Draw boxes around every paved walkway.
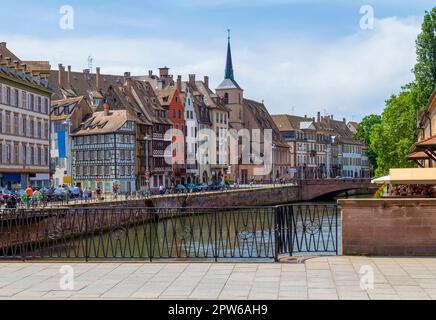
[0,256,436,300]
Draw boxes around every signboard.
[63,176,72,184]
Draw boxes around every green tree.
[370,88,419,176]
[368,7,436,176]
[412,7,436,109]
[354,114,382,170]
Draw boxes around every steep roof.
[51,96,86,120]
[272,114,313,132]
[321,117,361,145]
[72,109,145,136]
[195,81,230,112]
[243,99,288,148]
[155,87,176,107]
[49,69,156,126]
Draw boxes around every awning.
[389,168,436,184]
[371,168,436,185]
[371,176,390,184]
[415,135,436,150]
[406,151,429,160]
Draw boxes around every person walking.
[96,186,102,201]
[83,188,89,201]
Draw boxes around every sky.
[0,0,434,121]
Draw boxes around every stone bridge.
[64,179,373,209]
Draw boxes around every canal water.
[25,201,349,261]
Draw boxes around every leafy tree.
[367,7,436,175]
[412,7,436,109]
[370,88,419,176]
[354,114,382,170]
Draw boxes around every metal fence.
[0,204,339,261]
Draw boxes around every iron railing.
[0,204,339,261]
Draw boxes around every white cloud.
[0,16,421,121]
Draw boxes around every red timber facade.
[156,87,186,184]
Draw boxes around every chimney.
[204,76,209,88]
[96,67,101,89]
[124,72,131,88]
[343,117,346,124]
[67,65,72,85]
[330,115,334,120]
[304,115,307,119]
[317,112,321,122]
[103,102,110,116]
[159,67,169,78]
[0,42,6,47]
[177,75,182,92]
[58,63,64,87]
[148,70,153,77]
[189,74,196,86]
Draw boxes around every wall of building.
[339,198,436,256]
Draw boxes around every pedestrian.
[88,187,93,200]
[96,186,102,200]
[83,188,89,201]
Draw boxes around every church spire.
[225,29,234,81]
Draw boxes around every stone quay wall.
[339,198,436,256]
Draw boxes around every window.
[6,87,11,105]
[37,121,42,139]
[5,112,11,133]
[5,143,11,163]
[29,94,34,111]
[29,118,34,137]
[13,89,18,107]
[224,92,229,104]
[37,96,41,112]
[44,98,49,114]
[22,91,27,109]
[13,114,18,135]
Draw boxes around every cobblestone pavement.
[0,256,436,300]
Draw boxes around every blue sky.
[1,0,434,121]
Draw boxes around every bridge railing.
[0,204,339,261]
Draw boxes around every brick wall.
[339,198,436,256]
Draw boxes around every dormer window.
[92,98,102,107]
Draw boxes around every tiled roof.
[49,69,157,126]
[416,135,436,149]
[72,109,146,136]
[406,151,429,160]
[195,81,230,112]
[243,99,288,148]
[272,114,312,132]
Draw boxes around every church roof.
[216,31,242,91]
[216,78,242,90]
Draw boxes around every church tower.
[215,30,244,128]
